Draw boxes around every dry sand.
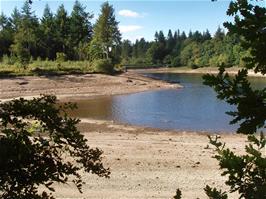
[0,71,249,198]
[53,120,246,199]
[0,72,179,102]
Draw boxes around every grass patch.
[0,60,94,77]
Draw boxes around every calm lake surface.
[70,73,265,133]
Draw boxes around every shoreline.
[1,67,264,102]
[133,66,265,77]
[52,118,245,199]
[0,71,181,102]
[0,69,251,198]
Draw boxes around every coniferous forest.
[0,0,250,73]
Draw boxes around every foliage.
[11,1,39,68]
[202,1,266,199]
[0,1,249,70]
[204,185,228,199]
[202,1,266,134]
[173,189,182,199]
[0,95,110,199]
[207,134,266,199]
[90,2,121,60]
[0,60,93,77]
[92,58,114,74]
[1,54,16,65]
[174,1,265,198]
[56,52,66,62]
[224,0,266,74]
[203,67,266,134]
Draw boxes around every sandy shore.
[0,72,179,102]
[0,71,249,198]
[135,67,265,78]
[135,66,265,77]
[52,119,246,199]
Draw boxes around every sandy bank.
[0,72,180,102]
[134,66,265,77]
[52,119,246,199]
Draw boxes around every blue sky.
[0,0,239,41]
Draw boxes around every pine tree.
[166,29,175,53]
[69,0,93,59]
[10,7,21,32]
[55,4,69,55]
[90,1,121,60]
[11,1,39,67]
[0,13,13,56]
[40,4,56,59]
[121,39,132,61]
[214,26,225,40]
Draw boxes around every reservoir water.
[69,73,265,133]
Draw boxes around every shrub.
[93,58,114,74]
[1,55,16,65]
[206,134,266,199]
[0,95,110,199]
[56,52,66,62]
[170,56,181,67]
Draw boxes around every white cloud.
[118,9,140,18]
[119,25,143,33]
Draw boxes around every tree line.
[0,0,120,69]
[122,27,249,68]
[0,0,250,70]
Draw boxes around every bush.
[206,134,266,199]
[1,55,16,65]
[56,52,66,62]
[93,58,114,74]
[0,95,110,199]
[170,56,181,67]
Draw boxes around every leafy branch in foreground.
[204,185,228,199]
[173,1,266,198]
[207,134,266,199]
[0,95,110,199]
[203,66,266,134]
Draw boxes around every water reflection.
[67,97,114,119]
[68,73,265,133]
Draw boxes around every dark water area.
[69,73,265,133]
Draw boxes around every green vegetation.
[0,0,120,75]
[174,0,266,198]
[0,0,251,76]
[0,95,110,199]
[92,58,114,74]
[0,60,93,76]
[121,28,247,68]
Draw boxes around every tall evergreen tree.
[214,26,225,40]
[202,29,212,41]
[40,4,56,59]
[166,29,175,53]
[69,0,93,59]
[55,4,69,55]
[90,1,121,60]
[0,13,13,56]
[11,1,39,66]
[10,7,21,32]
[121,39,132,61]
